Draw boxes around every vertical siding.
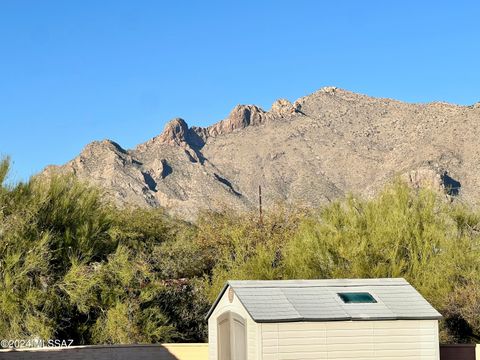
[208,286,258,360]
[260,320,439,360]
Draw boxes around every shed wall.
[208,286,259,360]
[261,319,439,360]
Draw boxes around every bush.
[200,182,480,342]
[1,156,479,344]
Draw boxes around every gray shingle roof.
[206,278,442,322]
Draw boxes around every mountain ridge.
[44,86,479,220]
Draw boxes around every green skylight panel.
[338,292,377,304]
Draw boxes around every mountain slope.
[44,87,480,220]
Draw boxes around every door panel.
[233,318,246,360]
[218,316,231,360]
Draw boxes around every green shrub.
[0,156,479,344]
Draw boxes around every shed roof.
[206,278,442,322]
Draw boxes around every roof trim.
[253,315,443,323]
[205,282,229,320]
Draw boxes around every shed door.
[218,313,231,360]
[217,312,246,360]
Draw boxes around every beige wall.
[208,285,259,360]
[261,320,439,360]
[0,344,208,360]
[163,344,208,359]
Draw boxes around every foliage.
[195,205,309,300]
[0,157,479,344]
[0,158,207,344]
[199,181,480,342]
[442,281,480,342]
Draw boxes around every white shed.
[206,278,442,360]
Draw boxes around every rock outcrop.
[207,105,268,136]
[157,118,190,146]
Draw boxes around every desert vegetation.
[0,157,478,344]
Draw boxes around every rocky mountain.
[44,87,480,220]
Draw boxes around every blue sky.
[1,1,479,182]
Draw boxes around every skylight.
[338,292,377,304]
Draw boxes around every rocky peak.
[270,99,294,116]
[207,104,267,137]
[136,117,203,155]
[143,105,271,151]
[158,118,190,146]
[144,100,295,151]
[320,86,338,94]
[78,140,126,159]
[229,104,266,126]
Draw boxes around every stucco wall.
[0,344,208,360]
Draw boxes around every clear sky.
[1,1,479,182]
